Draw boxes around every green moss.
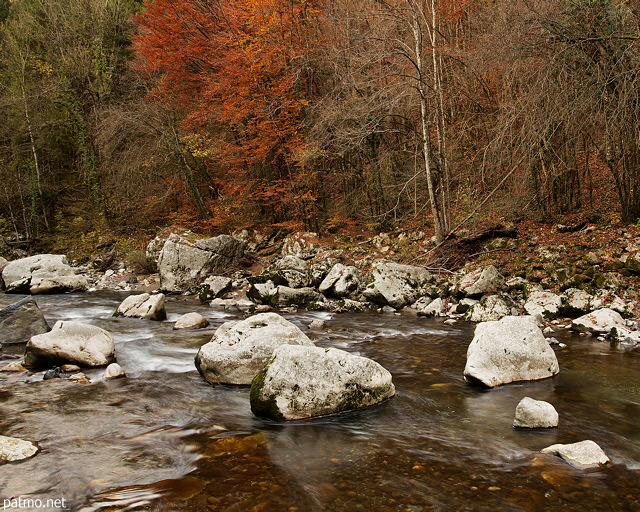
[249,365,285,421]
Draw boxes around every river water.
[0,292,639,511]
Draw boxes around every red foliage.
[134,0,321,227]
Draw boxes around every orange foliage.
[133,0,321,227]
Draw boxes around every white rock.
[363,262,432,308]
[200,276,233,299]
[0,435,38,463]
[513,397,559,428]
[541,440,610,468]
[195,313,314,385]
[174,312,209,330]
[465,294,517,322]
[319,263,362,298]
[115,293,166,321]
[104,362,126,379]
[464,316,559,388]
[456,265,505,297]
[418,297,445,317]
[609,326,640,344]
[1,254,88,294]
[250,344,395,421]
[24,320,115,368]
[571,308,626,334]
[524,291,563,320]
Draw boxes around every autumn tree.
[134,0,322,229]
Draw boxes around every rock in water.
[24,321,116,368]
[571,308,626,334]
[157,234,245,293]
[174,312,209,330]
[0,297,50,345]
[541,440,610,468]
[513,397,559,428]
[464,316,559,387]
[2,254,88,294]
[104,362,126,379]
[0,435,38,463]
[250,345,395,421]
[114,293,166,320]
[195,313,314,385]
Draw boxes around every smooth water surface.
[0,292,639,511]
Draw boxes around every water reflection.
[0,292,639,511]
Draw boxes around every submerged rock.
[0,297,50,345]
[195,313,314,385]
[464,316,559,388]
[513,397,559,428]
[541,440,610,468]
[0,435,38,463]
[24,320,116,368]
[115,293,166,321]
[250,344,395,421]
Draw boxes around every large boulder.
[562,288,592,317]
[363,262,433,308]
[157,234,245,293]
[275,286,324,308]
[250,344,395,421]
[541,440,610,468]
[199,276,233,302]
[0,435,38,463]
[571,308,626,334]
[0,297,50,345]
[513,397,559,428]
[1,254,88,294]
[464,316,559,388]
[195,313,314,385]
[114,293,166,320]
[24,320,116,368]
[319,263,363,298]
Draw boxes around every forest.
[1,0,640,250]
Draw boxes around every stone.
[157,234,245,293]
[571,308,626,334]
[195,313,314,385]
[24,320,116,368]
[199,276,233,301]
[524,291,563,320]
[267,255,310,288]
[418,297,445,317]
[60,364,81,372]
[609,326,640,345]
[513,397,559,428]
[0,435,38,463]
[319,263,363,298]
[0,361,28,372]
[1,254,88,294]
[281,232,325,260]
[464,316,560,388]
[541,440,610,468]
[363,262,433,308]
[465,294,517,322]
[308,319,326,330]
[275,286,324,308]
[29,274,88,295]
[250,344,395,421]
[104,362,126,379]
[0,297,50,345]
[562,288,592,317]
[456,265,505,298]
[68,372,91,384]
[247,280,279,307]
[174,312,210,330]
[114,293,167,320]
[626,251,640,275]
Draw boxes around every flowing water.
[1,292,639,512]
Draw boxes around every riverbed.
[1,292,639,511]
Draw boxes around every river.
[0,292,639,511]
